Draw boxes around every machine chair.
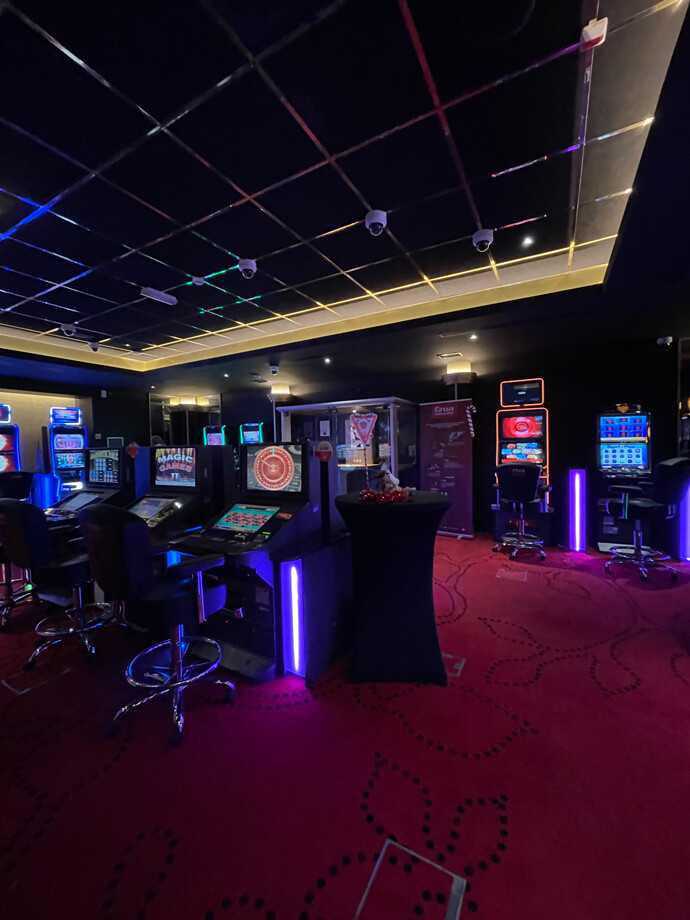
[492,462,549,560]
[78,505,235,747]
[600,456,690,581]
[0,497,110,667]
[0,472,36,627]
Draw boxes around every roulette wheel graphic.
[504,416,540,438]
[252,446,295,491]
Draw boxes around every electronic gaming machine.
[125,445,226,542]
[44,447,148,522]
[596,407,652,550]
[239,422,264,444]
[203,425,227,446]
[42,406,87,500]
[493,378,554,543]
[174,441,349,684]
[0,404,21,473]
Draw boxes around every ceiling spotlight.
[223,373,229,378]
[140,286,178,306]
[522,236,534,248]
[324,357,331,364]
[470,334,478,341]
[125,343,130,347]
[150,385,156,389]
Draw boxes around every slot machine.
[239,422,264,444]
[596,407,652,550]
[493,378,554,544]
[42,406,87,500]
[0,404,21,473]
[44,447,148,522]
[203,425,227,446]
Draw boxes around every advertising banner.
[419,399,475,536]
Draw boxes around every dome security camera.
[365,209,387,237]
[656,336,673,346]
[472,228,494,252]
[238,258,257,280]
[60,323,77,336]
[268,364,279,375]
[89,342,100,352]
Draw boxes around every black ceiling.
[0,0,680,359]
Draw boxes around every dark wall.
[221,391,275,443]
[91,388,150,446]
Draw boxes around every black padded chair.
[78,505,235,746]
[0,472,36,627]
[600,456,690,580]
[492,462,548,560]
[0,497,109,667]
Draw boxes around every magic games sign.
[154,447,196,487]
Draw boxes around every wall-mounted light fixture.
[270,384,291,397]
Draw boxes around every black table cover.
[335,491,450,685]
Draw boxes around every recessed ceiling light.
[150,385,155,389]
[324,357,331,364]
[470,334,478,341]
[125,343,130,347]
[437,351,463,358]
[223,373,229,378]
[522,236,534,247]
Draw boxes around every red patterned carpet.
[2,535,690,920]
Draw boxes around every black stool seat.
[0,471,36,627]
[78,504,235,746]
[493,462,548,560]
[601,457,690,581]
[0,498,112,665]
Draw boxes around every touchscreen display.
[87,449,120,485]
[500,443,545,465]
[0,432,16,453]
[54,433,84,451]
[0,454,18,473]
[55,491,100,512]
[215,503,279,533]
[599,415,648,441]
[206,432,224,446]
[154,447,196,488]
[246,444,302,493]
[129,497,174,520]
[600,443,648,470]
[501,414,544,439]
[55,451,85,470]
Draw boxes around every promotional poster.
[419,399,475,536]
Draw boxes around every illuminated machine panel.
[54,433,84,451]
[55,491,100,512]
[500,442,545,465]
[215,503,279,533]
[600,443,648,470]
[500,378,544,407]
[130,496,175,520]
[154,448,196,488]
[246,444,302,493]
[206,432,224,446]
[501,414,544,439]
[55,452,85,470]
[0,454,18,473]
[0,432,17,453]
[87,449,120,485]
[599,415,648,441]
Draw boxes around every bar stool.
[78,505,235,747]
[493,462,549,560]
[0,471,37,628]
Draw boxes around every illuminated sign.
[50,406,82,425]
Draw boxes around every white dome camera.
[365,209,387,237]
[89,342,100,352]
[192,276,205,286]
[238,258,257,280]
[268,364,279,375]
[472,228,494,252]
[60,323,77,336]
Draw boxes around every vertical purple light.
[568,469,586,551]
[679,484,690,561]
[282,561,305,677]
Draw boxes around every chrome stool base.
[106,631,235,747]
[605,544,677,582]
[24,600,114,670]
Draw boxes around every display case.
[278,397,417,494]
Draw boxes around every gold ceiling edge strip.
[141,265,607,372]
[0,331,143,371]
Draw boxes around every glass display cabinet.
[277,397,417,494]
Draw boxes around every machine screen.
[0,432,16,453]
[54,490,100,512]
[215,503,279,533]
[501,414,544,439]
[206,432,224,446]
[241,425,263,444]
[55,452,85,470]
[246,444,302,493]
[500,442,545,465]
[0,454,18,473]
[129,496,175,520]
[599,415,648,440]
[154,447,196,488]
[600,443,648,470]
[501,379,543,406]
[54,433,84,451]
[87,449,120,485]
